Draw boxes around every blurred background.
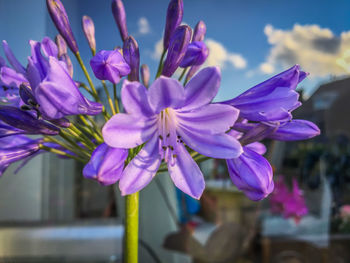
[1,0,350,262]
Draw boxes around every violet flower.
[2,40,26,75]
[46,0,79,53]
[90,49,131,84]
[222,65,306,122]
[163,0,184,50]
[226,145,274,201]
[162,25,192,77]
[0,135,42,176]
[180,41,209,68]
[192,21,206,42]
[83,143,128,186]
[41,37,59,58]
[103,67,242,199]
[111,0,128,42]
[82,15,96,53]
[55,34,67,57]
[123,36,140,81]
[140,64,150,87]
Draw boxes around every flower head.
[90,49,131,84]
[111,0,128,42]
[180,41,209,68]
[123,36,140,81]
[82,15,96,53]
[103,67,242,199]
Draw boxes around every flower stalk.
[125,192,139,263]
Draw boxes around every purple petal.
[168,143,205,199]
[239,123,278,145]
[177,126,243,159]
[148,76,185,113]
[102,113,157,148]
[2,40,26,75]
[111,0,129,42]
[83,143,128,186]
[0,66,27,88]
[140,64,150,87]
[268,120,320,141]
[227,147,274,201]
[176,104,239,134]
[41,37,59,58]
[179,41,209,68]
[119,136,161,195]
[182,67,221,111]
[163,0,184,50]
[245,142,266,155]
[192,21,206,42]
[123,36,140,81]
[121,80,154,117]
[29,40,49,82]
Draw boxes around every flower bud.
[60,53,73,78]
[41,37,58,58]
[82,15,96,53]
[46,0,78,53]
[111,0,128,42]
[83,143,128,186]
[140,64,150,87]
[180,41,209,68]
[123,36,140,81]
[226,146,274,201]
[162,25,191,77]
[55,34,67,57]
[90,50,131,84]
[163,0,184,50]
[192,20,206,42]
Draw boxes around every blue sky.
[1,0,350,101]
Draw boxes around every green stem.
[125,192,139,263]
[85,115,103,138]
[39,144,85,162]
[68,125,96,150]
[74,52,99,100]
[178,68,188,82]
[102,80,116,115]
[113,84,120,113]
[155,49,166,78]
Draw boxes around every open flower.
[103,67,242,199]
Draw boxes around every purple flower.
[111,0,128,42]
[2,41,26,75]
[41,37,59,58]
[140,64,150,87]
[103,67,242,199]
[222,65,306,122]
[162,25,192,77]
[192,21,206,42]
[226,145,274,201]
[83,143,128,186]
[90,49,131,84]
[0,106,60,135]
[35,56,102,119]
[0,66,27,88]
[0,135,42,176]
[180,41,209,68]
[46,0,79,53]
[123,36,140,81]
[82,15,96,52]
[163,0,184,50]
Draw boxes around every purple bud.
[123,36,140,81]
[162,25,192,77]
[90,50,131,84]
[192,21,206,42]
[60,53,74,77]
[111,0,128,42]
[0,106,60,135]
[163,0,184,50]
[227,147,274,201]
[55,34,67,57]
[180,41,209,68]
[2,41,26,75]
[46,0,78,53]
[267,120,320,141]
[82,15,96,52]
[83,143,128,186]
[19,84,37,106]
[41,37,58,58]
[140,64,150,87]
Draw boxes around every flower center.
[157,108,179,166]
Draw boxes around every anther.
[159,135,163,140]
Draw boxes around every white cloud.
[151,37,247,70]
[138,17,151,35]
[204,39,247,69]
[260,24,350,77]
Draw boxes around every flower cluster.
[0,0,320,201]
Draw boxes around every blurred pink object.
[340,205,350,219]
[269,176,308,224]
